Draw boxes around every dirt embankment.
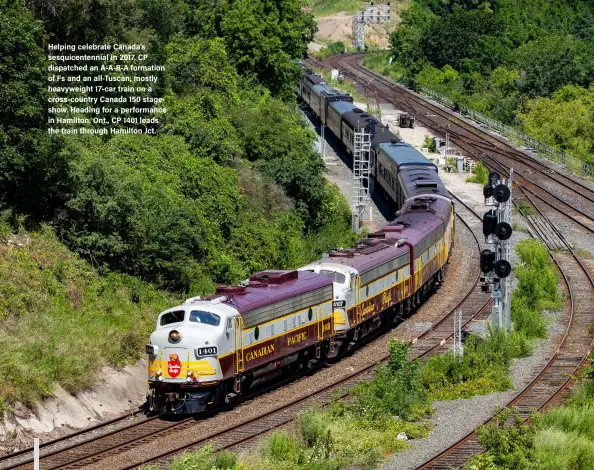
[311,1,407,50]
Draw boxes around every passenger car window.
[160,310,184,326]
[189,310,221,326]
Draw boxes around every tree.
[0,0,69,220]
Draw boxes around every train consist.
[296,68,447,206]
[145,68,453,415]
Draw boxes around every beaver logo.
[167,354,181,378]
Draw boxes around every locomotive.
[145,67,454,415]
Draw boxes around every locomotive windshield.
[319,270,346,284]
[160,310,184,326]
[189,310,221,326]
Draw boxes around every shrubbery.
[374,0,594,164]
[0,0,355,405]
[512,239,561,340]
[466,162,489,185]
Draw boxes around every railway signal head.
[488,171,500,187]
[493,184,511,203]
[494,259,512,278]
[480,249,495,273]
[495,222,512,240]
[482,209,497,237]
[483,184,493,199]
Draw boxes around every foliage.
[308,0,365,16]
[421,239,559,401]
[466,162,488,185]
[1,0,355,406]
[468,409,538,470]
[517,85,594,164]
[419,326,524,400]
[423,135,437,153]
[512,239,561,339]
[385,0,594,163]
[517,201,535,216]
[346,340,431,420]
[0,223,177,405]
[167,445,243,470]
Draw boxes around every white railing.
[419,87,594,179]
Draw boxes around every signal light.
[488,172,500,187]
[482,210,497,237]
[495,222,512,240]
[493,184,511,203]
[480,249,495,273]
[483,184,493,199]
[494,259,512,278]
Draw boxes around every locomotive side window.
[160,310,184,326]
[189,310,221,326]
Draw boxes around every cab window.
[160,310,184,326]
[319,270,346,284]
[189,310,221,326]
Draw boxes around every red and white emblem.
[167,354,182,378]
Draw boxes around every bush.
[512,239,561,339]
[347,340,430,420]
[423,135,437,152]
[466,162,488,185]
[168,446,242,470]
[471,409,538,470]
[0,227,177,405]
[420,325,521,400]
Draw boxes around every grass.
[512,239,562,339]
[363,51,406,82]
[518,200,536,216]
[158,341,431,470]
[466,161,489,185]
[419,326,529,401]
[468,372,594,470]
[155,240,562,469]
[0,218,178,406]
[309,0,366,17]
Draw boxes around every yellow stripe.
[242,317,331,347]
[354,246,446,309]
[333,311,346,325]
[241,300,333,332]
[148,359,216,376]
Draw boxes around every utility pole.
[480,169,513,330]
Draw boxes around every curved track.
[308,53,594,469]
[1,191,489,469]
[314,54,594,239]
[117,209,490,470]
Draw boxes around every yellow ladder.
[234,317,243,393]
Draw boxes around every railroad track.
[114,208,490,470]
[315,54,594,239]
[3,199,488,469]
[417,186,594,470]
[310,53,594,468]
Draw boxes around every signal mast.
[480,170,513,330]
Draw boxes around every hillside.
[0,0,355,411]
[376,0,594,165]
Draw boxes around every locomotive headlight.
[169,330,181,343]
[187,370,193,377]
[158,376,163,382]
[146,344,158,356]
[156,370,162,376]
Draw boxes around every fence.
[419,87,594,179]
